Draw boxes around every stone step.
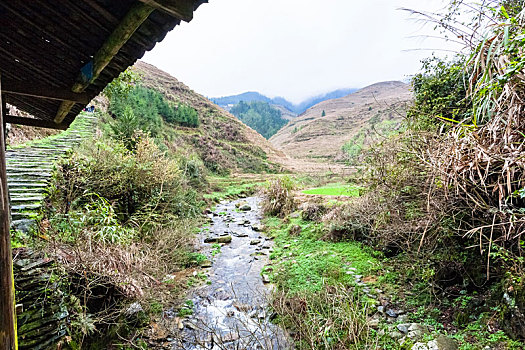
[6,156,59,161]
[6,161,55,165]
[9,190,46,196]
[10,196,45,203]
[11,203,42,211]
[7,167,54,172]
[11,219,36,231]
[7,168,53,173]
[11,212,36,221]
[8,182,49,188]
[7,173,52,179]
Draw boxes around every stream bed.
[174,197,289,349]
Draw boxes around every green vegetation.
[266,217,380,293]
[230,100,287,139]
[407,56,471,130]
[302,183,360,196]
[341,117,402,165]
[109,85,199,142]
[265,214,386,348]
[259,4,525,349]
[204,177,264,202]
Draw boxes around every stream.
[174,197,289,350]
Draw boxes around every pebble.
[386,309,398,318]
[250,239,261,245]
[397,323,409,334]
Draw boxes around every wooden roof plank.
[5,115,68,130]
[55,2,155,123]
[3,81,92,104]
[138,0,194,21]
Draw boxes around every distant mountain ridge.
[210,88,358,115]
[269,81,412,161]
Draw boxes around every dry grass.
[272,285,377,350]
[422,5,525,260]
[261,177,297,218]
[47,218,198,301]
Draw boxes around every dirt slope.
[269,81,412,161]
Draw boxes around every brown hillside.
[133,61,286,174]
[269,81,412,161]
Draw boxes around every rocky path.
[175,197,288,349]
[7,114,97,232]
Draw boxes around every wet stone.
[239,204,251,211]
[200,259,212,268]
[204,235,232,244]
[386,309,398,318]
[250,239,261,245]
[232,231,248,238]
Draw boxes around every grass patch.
[204,177,265,202]
[302,183,361,197]
[266,216,382,348]
[266,217,380,294]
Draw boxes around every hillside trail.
[175,197,289,350]
[7,113,98,232]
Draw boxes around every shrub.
[261,177,296,218]
[301,202,326,222]
[408,56,472,131]
[51,135,201,224]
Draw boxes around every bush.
[261,177,296,218]
[51,135,201,225]
[408,56,472,131]
[301,202,326,222]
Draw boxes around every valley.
[6,2,525,349]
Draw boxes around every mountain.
[210,91,272,107]
[291,88,358,114]
[211,87,358,115]
[133,62,285,174]
[269,81,412,162]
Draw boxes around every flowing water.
[173,197,289,350]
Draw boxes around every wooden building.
[0,1,205,347]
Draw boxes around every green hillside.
[230,101,288,139]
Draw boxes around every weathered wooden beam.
[54,2,154,124]
[5,115,68,130]
[137,0,194,21]
[3,82,92,104]
[0,73,18,350]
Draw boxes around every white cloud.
[143,0,460,104]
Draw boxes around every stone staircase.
[7,114,97,232]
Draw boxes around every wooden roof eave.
[53,0,199,125]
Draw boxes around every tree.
[321,110,326,117]
[230,101,287,139]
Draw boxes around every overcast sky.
[142,0,459,104]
